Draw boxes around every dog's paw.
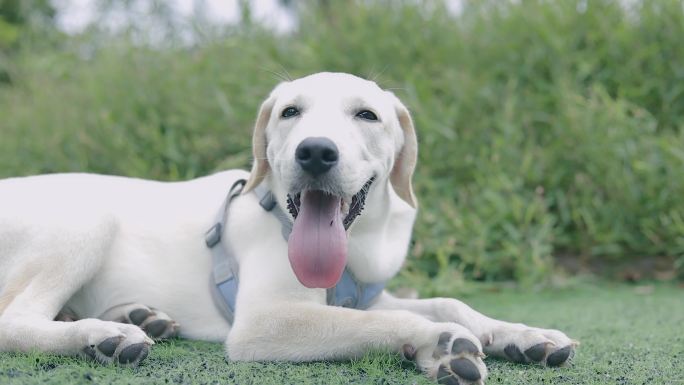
[127,306,180,340]
[409,326,487,384]
[102,304,180,340]
[484,325,579,367]
[79,319,153,366]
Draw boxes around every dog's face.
[244,72,417,207]
[243,72,417,288]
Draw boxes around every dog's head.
[243,72,417,288]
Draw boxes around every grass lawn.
[0,283,681,385]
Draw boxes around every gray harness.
[205,179,385,324]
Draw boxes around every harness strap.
[326,267,385,310]
[254,184,293,240]
[206,179,386,323]
[205,179,245,324]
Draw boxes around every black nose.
[295,137,339,177]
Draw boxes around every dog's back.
[0,171,243,318]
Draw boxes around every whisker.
[369,64,389,82]
[259,67,290,82]
[275,63,293,81]
[365,65,378,81]
[250,157,291,161]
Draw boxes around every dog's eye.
[281,106,300,118]
[355,110,378,121]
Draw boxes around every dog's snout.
[295,137,339,177]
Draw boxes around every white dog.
[0,72,577,384]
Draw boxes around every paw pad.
[437,365,456,385]
[144,319,169,338]
[546,345,572,367]
[401,344,417,362]
[504,344,526,363]
[432,332,485,385]
[121,307,180,340]
[433,332,452,358]
[97,336,121,357]
[129,308,152,325]
[82,346,96,360]
[452,338,479,355]
[450,358,481,381]
[118,343,149,365]
[524,343,547,362]
[504,342,575,366]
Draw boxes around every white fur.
[0,73,575,382]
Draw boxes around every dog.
[0,72,577,384]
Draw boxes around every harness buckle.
[205,223,222,248]
[259,191,277,211]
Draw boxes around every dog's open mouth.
[284,177,375,289]
[286,177,375,229]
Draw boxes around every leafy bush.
[1,0,683,283]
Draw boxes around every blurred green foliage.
[0,0,58,50]
[1,0,59,85]
[0,0,682,284]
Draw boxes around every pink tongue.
[288,190,347,288]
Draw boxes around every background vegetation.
[1,0,683,287]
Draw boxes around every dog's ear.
[390,97,418,208]
[243,95,276,192]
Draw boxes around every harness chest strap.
[205,179,385,324]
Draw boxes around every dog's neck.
[265,175,417,284]
[346,177,417,283]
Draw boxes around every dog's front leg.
[370,292,578,367]
[0,222,153,366]
[228,303,487,384]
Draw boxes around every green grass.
[1,0,684,283]
[1,283,682,384]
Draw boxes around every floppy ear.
[243,95,276,192]
[390,99,418,208]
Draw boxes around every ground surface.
[0,283,682,385]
